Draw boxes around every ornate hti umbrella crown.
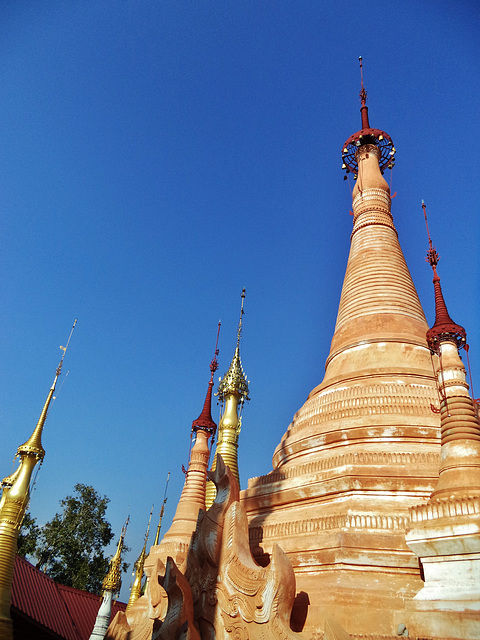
[102,516,129,595]
[217,289,250,404]
[422,201,467,353]
[341,57,395,179]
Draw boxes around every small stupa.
[89,517,129,640]
[405,202,480,639]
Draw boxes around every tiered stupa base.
[242,159,443,635]
[244,450,441,635]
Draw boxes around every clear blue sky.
[1,2,478,600]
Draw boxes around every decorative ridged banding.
[0,502,25,530]
[206,391,243,508]
[442,428,480,445]
[211,447,239,481]
[159,429,210,554]
[177,431,210,507]
[351,189,395,237]
[352,212,396,236]
[409,496,480,523]
[438,376,469,390]
[334,228,426,331]
[0,540,16,595]
[336,270,422,322]
[286,383,438,434]
[249,512,410,542]
[182,471,209,503]
[352,188,391,210]
[247,451,439,488]
[423,341,480,499]
[439,397,480,445]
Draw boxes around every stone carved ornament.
[106,456,349,640]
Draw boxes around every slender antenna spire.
[121,515,129,539]
[422,201,466,353]
[217,289,250,404]
[154,471,170,545]
[422,200,439,269]
[58,318,77,374]
[358,56,370,130]
[212,320,221,374]
[236,288,246,349]
[18,319,78,460]
[145,504,154,543]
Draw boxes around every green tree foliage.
[35,483,125,594]
[17,511,41,559]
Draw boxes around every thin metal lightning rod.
[153,471,170,545]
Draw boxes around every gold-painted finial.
[217,289,249,404]
[102,515,129,595]
[236,287,246,348]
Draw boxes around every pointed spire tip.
[423,202,466,352]
[193,323,221,433]
[217,290,250,403]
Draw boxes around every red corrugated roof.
[11,555,126,640]
[57,583,126,640]
[12,556,80,640]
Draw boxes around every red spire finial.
[209,320,221,379]
[422,201,466,353]
[192,322,221,434]
[422,200,439,271]
[359,56,370,130]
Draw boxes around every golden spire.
[0,320,76,640]
[206,290,249,508]
[126,507,153,611]
[102,516,129,595]
[90,514,128,640]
